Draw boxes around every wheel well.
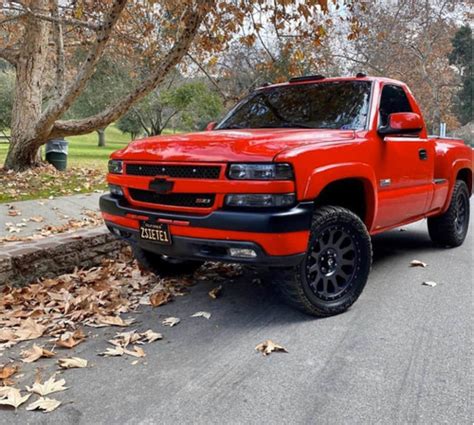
[457,168,472,195]
[314,179,367,223]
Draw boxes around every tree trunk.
[3,1,49,171]
[97,128,106,147]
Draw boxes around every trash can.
[45,138,68,171]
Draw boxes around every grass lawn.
[0,126,132,203]
[0,125,132,171]
[0,126,182,203]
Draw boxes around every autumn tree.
[119,80,223,137]
[67,54,133,146]
[0,0,347,171]
[337,0,468,132]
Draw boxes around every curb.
[0,226,126,287]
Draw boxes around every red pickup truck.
[100,75,472,317]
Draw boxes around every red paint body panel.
[105,76,473,257]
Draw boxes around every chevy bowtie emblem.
[149,178,174,194]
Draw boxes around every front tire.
[132,245,204,277]
[428,180,470,247]
[274,206,372,317]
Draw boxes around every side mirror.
[205,121,217,131]
[378,112,423,136]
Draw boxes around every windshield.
[217,81,372,131]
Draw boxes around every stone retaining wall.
[0,226,126,287]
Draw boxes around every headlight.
[225,193,295,208]
[227,163,293,180]
[109,184,124,196]
[108,159,123,174]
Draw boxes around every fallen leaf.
[56,329,86,348]
[29,216,44,223]
[123,346,146,358]
[208,285,223,299]
[58,357,88,369]
[140,330,162,343]
[0,329,16,342]
[27,375,68,396]
[26,397,61,413]
[0,364,18,380]
[99,346,125,357]
[162,317,180,327]
[149,291,172,307]
[410,260,427,268]
[14,318,45,341]
[255,340,288,356]
[191,311,211,320]
[108,330,140,348]
[0,387,31,409]
[98,316,134,327]
[21,345,55,363]
[422,280,437,287]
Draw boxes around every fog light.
[229,248,257,258]
[225,193,295,208]
[109,184,124,196]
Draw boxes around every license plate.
[139,222,172,245]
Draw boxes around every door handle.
[418,149,428,160]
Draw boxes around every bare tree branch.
[250,11,275,62]
[21,9,101,30]
[0,47,19,65]
[36,0,128,136]
[186,53,228,100]
[131,106,151,136]
[51,1,212,138]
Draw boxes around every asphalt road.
[7,202,473,425]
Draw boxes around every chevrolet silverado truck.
[100,75,472,317]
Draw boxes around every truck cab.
[100,75,472,317]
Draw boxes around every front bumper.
[100,194,312,266]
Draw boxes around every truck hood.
[113,128,355,162]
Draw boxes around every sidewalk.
[1,192,103,238]
[0,191,126,287]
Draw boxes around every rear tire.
[273,206,372,317]
[132,245,204,277]
[428,180,470,247]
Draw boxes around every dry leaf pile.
[0,254,244,415]
[0,253,180,355]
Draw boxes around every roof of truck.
[258,75,407,90]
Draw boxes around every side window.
[379,85,412,127]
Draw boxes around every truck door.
[374,84,434,230]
